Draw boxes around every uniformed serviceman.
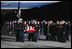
[41,20,45,36]
[16,19,25,42]
[24,21,27,38]
[28,20,34,41]
[33,20,38,42]
[37,21,41,39]
[14,20,18,41]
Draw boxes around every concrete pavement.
[1,35,71,48]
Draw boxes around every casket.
[25,26,35,32]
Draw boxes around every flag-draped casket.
[25,26,35,32]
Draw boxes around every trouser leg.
[16,31,20,41]
[28,33,31,41]
[22,32,24,42]
[66,34,69,40]
[34,32,38,42]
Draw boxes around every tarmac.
[1,35,71,48]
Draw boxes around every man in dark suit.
[49,20,55,41]
[59,20,66,43]
[55,21,60,41]
[43,21,48,40]
[46,21,50,40]
[65,22,70,40]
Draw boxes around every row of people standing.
[42,20,71,43]
[4,19,71,43]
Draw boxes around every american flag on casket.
[25,26,35,32]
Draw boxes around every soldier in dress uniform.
[24,21,27,38]
[14,20,18,41]
[41,20,45,36]
[16,19,25,42]
[37,21,41,39]
[27,20,34,41]
[33,20,38,42]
